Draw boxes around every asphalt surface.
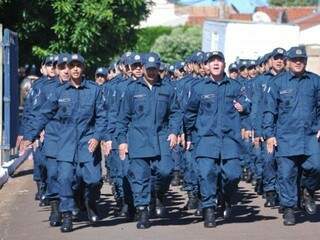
[0,158,320,240]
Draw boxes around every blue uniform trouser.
[172,145,183,172]
[107,150,124,199]
[45,156,59,200]
[58,160,101,213]
[243,139,255,175]
[128,155,174,207]
[262,143,277,192]
[276,154,320,208]
[33,144,47,183]
[183,146,199,194]
[252,144,263,180]
[197,157,242,209]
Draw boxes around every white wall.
[202,20,300,67]
[140,0,188,27]
[300,25,320,45]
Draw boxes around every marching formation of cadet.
[17,45,320,233]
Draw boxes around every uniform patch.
[133,94,146,99]
[280,89,293,95]
[201,93,215,99]
[58,97,71,103]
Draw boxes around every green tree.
[151,26,202,63]
[269,0,317,6]
[134,26,172,53]
[0,0,151,73]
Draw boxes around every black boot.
[264,191,276,207]
[183,192,199,210]
[60,212,73,232]
[302,188,317,215]
[194,204,203,216]
[155,197,167,218]
[85,200,99,225]
[171,171,181,186]
[136,206,151,229]
[49,200,62,227]
[221,200,232,220]
[203,207,216,228]
[283,208,295,226]
[255,179,263,195]
[35,181,41,201]
[115,197,128,217]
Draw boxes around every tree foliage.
[134,26,172,53]
[151,26,202,63]
[269,0,318,6]
[0,0,151,72]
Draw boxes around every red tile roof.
[255,6,317,22]
[293,12,320,30]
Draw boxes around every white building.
[202,19,300,66]
[140,0,188,27]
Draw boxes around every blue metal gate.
[2,28,19,150]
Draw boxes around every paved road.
[0,159,320,240]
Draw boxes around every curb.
[0,149,32,188]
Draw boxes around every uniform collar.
[288,70,310,81]
[137,76,162,87]
[66,78,89,89]
[206,73,230,84]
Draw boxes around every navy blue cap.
[228,63,238,71]
[168,64,175,73]
[68,53,85,65]
[143,52,161,69]
[287,46,307,59]
[57,53,71,66]
[174,61,186,70]
[159,62,166,71]
[120,52,133,65]
[194,51,205,64]
[207,51,225,62]
[127,53,142,66]
[271,48,286,58]
[264,52,272,62]
[95,67,108,76]
[45,55,55,65]
[239,60,248,69]
[248,60,256,68]
[53,54,59,65]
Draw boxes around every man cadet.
[116,53,181,229]
[184,51,251,228]
[95,67,108,86]
[252,48,286,207]
[18,55,57,205]
[263,46,320,226]
[228,63,238,80]
[21,54,107,232]
[24,53,71,227]
[102,52,132,217]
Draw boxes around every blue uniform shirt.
[116,77,182,159]
[24,79,107,163]
[184,74,251,159]
[263,70,320,157]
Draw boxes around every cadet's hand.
[119,143,128,160]
[317,130,320,140]
[16,135,23,149]
[19,140,32,154]
[167,134,177,149]
[88,138,99,153]
[241,128,246,139]
[40,131,45,143]
[253,137,260,148]
[266,137,277,154]
[233,100,244,113]
[244,130,252,140]
[180,134,186,149]
[101,141,112,157]
[186,141,192,151]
